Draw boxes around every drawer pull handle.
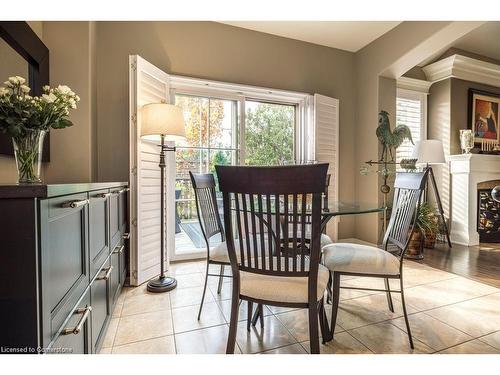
[113,187,130,195]
[122,232,130,240]
[113,245,124,254]
[97,266,113,280]
[95,192,112,199]
[61,199,89,208]
[61,306,92,335]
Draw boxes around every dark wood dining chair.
[322,172,427,348]
[190,172,228,320]
[216,163,331,354]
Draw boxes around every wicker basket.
[406,230,424,259]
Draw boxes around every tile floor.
[100,259,500,354]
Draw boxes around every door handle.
[61,199,89,208]
[96,266,113,281]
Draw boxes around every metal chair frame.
[326,172,427,349]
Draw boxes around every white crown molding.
[396,76,432,93]
[423,54,500,87]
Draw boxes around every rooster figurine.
[376,110,414,161]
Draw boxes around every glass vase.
[460,129,474,154]
[12,130,46,183]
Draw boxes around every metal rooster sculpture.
[376,110,414,161]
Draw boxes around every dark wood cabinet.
[0,182,128,354]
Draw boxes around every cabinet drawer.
[89,189,111,278]
[39,194,90,346]
[48,291,91,354]
[109,189,120,248]
[91,261,111,352]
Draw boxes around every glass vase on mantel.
[12,129,46,183]
[460,129,474,154]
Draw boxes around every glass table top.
[230,196,385,217]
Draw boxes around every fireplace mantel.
[448,154,500,246]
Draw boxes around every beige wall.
[95,21,357,238]
[43,21,97,183]
[353,21,482,243]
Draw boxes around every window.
[244,100,295,165]
[170,77,313,259]
[395,89,427,165]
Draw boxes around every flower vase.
[12,130,46,183]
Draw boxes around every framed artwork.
[468,89,500,147]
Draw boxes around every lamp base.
[147,276,177,293]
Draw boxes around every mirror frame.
[0,21,50,161]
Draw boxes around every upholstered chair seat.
[240,259,330,304]
[323,243,400,275]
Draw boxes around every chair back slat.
[383,172,426,257]
[216,164,328,280]
[189,172,224,244]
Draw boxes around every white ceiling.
[221,21,402,52]
[419,22,500,66]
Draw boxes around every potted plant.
[0,76,79,183]
[406,202,439,259]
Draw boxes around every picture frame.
[468,89,500,148]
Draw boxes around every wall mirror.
[0,21,50,161]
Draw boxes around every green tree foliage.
[245,102,294,165]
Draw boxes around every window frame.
[169,75,314,165]
[396,88,428,163]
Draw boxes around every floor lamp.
[141,103,186,293]
[412,140,452,248]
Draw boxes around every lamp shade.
[140,103,186,143]
[411,139,446,165]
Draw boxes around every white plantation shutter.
[313,94,339,240]
[129,55,175,285]
[396,89,427,163]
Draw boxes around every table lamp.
[411,139,451,248]
[141,103,186,292]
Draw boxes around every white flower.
[68,98,76,109]
[15,76,26,84]
[42,93,57,103]
[4,80,13,88]
[0,87,9,96]
[20,85,30,93]
[8,76,19,85]
[42,85,50,92]
[75,95,80,102]
[56,85,73,95]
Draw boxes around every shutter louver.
[314,94,339,240]
[129,55,174,285]
[396,95,424,163]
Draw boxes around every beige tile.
[275,308,343,342]
[174,273,205,289]
[426,293,500,337]
[262,343,307,354]
[112,302,123,318]
[169,261,204,276]
[217,300,272,323]
[175,324,237,354]
[170,285,214,308]
[302,332,372,354]
[401,277,498,312]
[172,302,226,333]
[397,264,458,288]
[101,318,119,348]
[349,322,434,354]
[124,283,149,299]
[266,305,301,314]
[99,347,112,354]
[121,291,171,317]
[112,335,176,354]
[438,339,500,354]
[209,281,233,301]
[114,310,174,346]
[335,293,416,330]
[479,331,500,350]
[235,315,297,354]
[391,312,472,351]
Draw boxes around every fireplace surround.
[449,154,500,246]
